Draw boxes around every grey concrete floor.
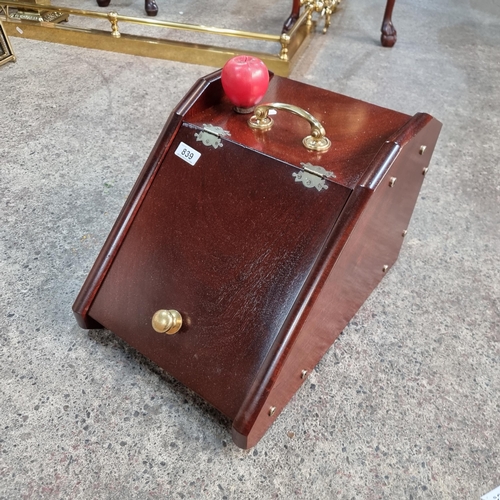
[1,0,499,498]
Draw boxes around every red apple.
[221,56,269,111]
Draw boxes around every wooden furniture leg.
[144,0,158,16]
[96,0,158,16]
[381,0,397,47]
[283,0,301,32]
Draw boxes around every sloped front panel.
[88,124,351,418]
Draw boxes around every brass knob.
[152,309,182,335]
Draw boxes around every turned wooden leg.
[145,0,158,16]
[381,0,397,47]
[283,0,301,32]
[96,0,111,7]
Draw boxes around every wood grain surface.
[73,70,441,448]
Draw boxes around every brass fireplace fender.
[0,0,342,76]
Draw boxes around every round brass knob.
[152,309,182,335]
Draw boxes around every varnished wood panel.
[232,116,442,448]
[73,71,225,330]
[87,124,350,418]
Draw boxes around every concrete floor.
[1,0,499,498]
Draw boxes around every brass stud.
[419,145,427,155]
[402,230,408,237]
[389,177,397,187]
[382,265,389,273]
[301,370,308,379]
[422,167,429,176]
[268,406,276,416]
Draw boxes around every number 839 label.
[174,142,201,166]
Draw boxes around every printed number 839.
[174,142,201,166]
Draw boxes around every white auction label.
[174,142,201,166]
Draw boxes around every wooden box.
[73,70,442,448]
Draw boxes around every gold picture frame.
[0,19,16,66]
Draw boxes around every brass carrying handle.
[248,102,331,152]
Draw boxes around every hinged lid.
[85,122,351,419]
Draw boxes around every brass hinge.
[194,124,231,149]
[292,162,336,191]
